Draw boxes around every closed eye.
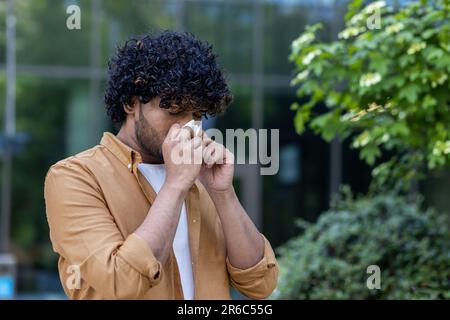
[168,110,184,116]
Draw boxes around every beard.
[134,107,164,163]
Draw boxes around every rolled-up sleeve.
[226,234,279,299]
[44,160,162,299]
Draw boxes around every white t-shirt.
[137,163,195,300]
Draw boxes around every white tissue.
[183,120,202,136]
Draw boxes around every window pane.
[263,1,347,75]
[184,1,253,74]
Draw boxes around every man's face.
[134,97,196,162]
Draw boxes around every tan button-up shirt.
[44,132,278,300]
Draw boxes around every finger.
[209,145,225,167]
[201,134,214,148]
[191,136,203,149]
[180,137,202,151]
[202,140,214,155]
[200,130,212,142]
[199,129,208,140]
[202,142,216,164]
[193,138,204,164]
[224,148,234,165]
[204,144,223,168]
[168,123,182,140]
[177,137,202,165]
[176,127,194,141]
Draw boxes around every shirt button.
[192,219,196,223]
[127,163,132,170]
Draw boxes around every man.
[44,31,278,300]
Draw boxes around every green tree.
[289,0,450,191]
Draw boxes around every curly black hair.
[104,30,233,124]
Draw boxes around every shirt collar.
[100,132,142,173]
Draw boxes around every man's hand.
[197,131,264,271]
[162,123,203,191]
[198,132,235,194]
[135,123,202,264]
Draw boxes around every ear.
[123,97,140,117]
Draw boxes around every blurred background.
[0,0,448,299]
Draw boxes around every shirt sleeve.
[44,160,163,299]
[226,234,279,299]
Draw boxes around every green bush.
[272,189,450,299]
